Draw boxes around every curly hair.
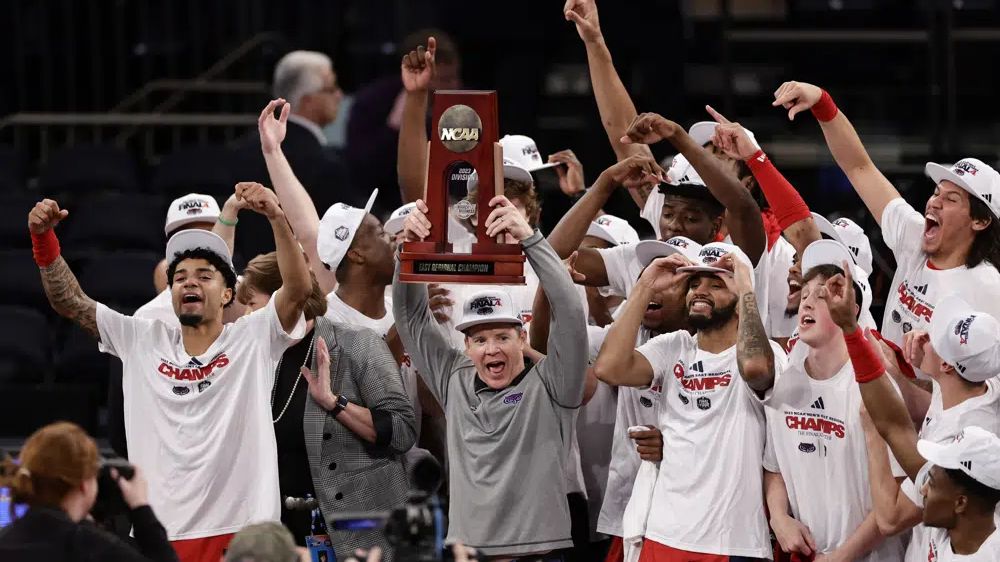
[967,197,1000,270]
[167,248,237,307]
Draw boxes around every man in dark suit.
[232,50,353,261]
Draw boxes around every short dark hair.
[167,248,238,307]
[967,198,1000,270]
[659,185,725,218]
[802,263,864,318]
[944,467,1000,510]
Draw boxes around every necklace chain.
[271,334,316,424]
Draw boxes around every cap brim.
[928,293,977,368]
[362,188,378,215]
[528,161,561,173]
[384,216,405,236]
[916,439,963,471]
[165,230,234,273]
[802,239,856,273]
[454,316,523,333]
[585,223,617,246]
[811,212,843,244]
[635,240,683,267]
[677,265,732,277]
[925,162,996,217]
[466,164,535,191]
[164,215,219,236]
[688,122,717,147]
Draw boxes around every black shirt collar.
[474,358,534,393]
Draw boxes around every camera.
[91,458,135,522]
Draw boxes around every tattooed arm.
[731,258,775,394]
[29,200,101,340]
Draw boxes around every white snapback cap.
[385,202,417,236]
[811,213,873,276]
[454,289,523,332]
[677,241,755,288]
[688,121,761,152]
[317,189,378,271]
[929,293,1000,382]
[164,193,221,235]
[801,239,873,320]
[586,214,640,247]
[165,230,234,275]
[917,426,1000,490]
[665,153,707,187]
[636,236,703,268]
[467,134,552,191]
[926,158,1000,219]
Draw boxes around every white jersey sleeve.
[96,303,154,359]
[763,421,780,473]
[596,244,642,299]
[880,197,924,261]
[635,331,690,386]
[641,187,665,240]
[240,288,308,363]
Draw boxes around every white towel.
[621,459,659,562]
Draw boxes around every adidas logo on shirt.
[810,396,825,410]
[914,283,928,295]
[691,361,704,373]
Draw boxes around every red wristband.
[844,328,885,383]
[745,150,812,231]
[811,90,838,122]
[869,329,916,379]
[31,229,61,268]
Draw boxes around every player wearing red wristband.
[772,81,1000,419]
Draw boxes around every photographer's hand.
[112,465,150,509]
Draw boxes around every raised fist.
[28,199,69,235]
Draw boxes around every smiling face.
[642,269,689,332]
[659,195,721,244]
[464,323,527,390]
[786,254,803,317]
[923,181,985,258]
[685,273,738,331]
[796,275,843,347]
[170,257,232,327]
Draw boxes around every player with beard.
[772,81,1000,391]
[29,182,312,562]
[762,240,906,562]
[595,242,786,561]
[822,269,1000,561]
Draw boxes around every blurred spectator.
[232,51,352,260]
[224,522,308,562]
[0,422,176,562]
[346,29,461,218]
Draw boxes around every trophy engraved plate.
[399,90,526,284]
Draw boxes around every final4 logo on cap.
[586,214,640,247]
[677,242,754,288]
[454,289,522,332]
[318,189,378,271]
[635,236,703,267]
[164,193,221,235]
[467,134,552,190]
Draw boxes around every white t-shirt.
[635,331,787,557]
[577,378,617,541]
[96,292,306,540]
[764,343,906,561]
[596,324,657,538]
[324,291,422,436]
[902,472,1000,562]
[919,379,1000,443]
[134,289,179,326]
[881,198,1000,363]
[596,244,644,300]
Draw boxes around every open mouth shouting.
[485,360,506,376]
[799,313,816,331]
[924,212,941,244]
[181,292,204,307]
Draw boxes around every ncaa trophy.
[398,90,526,284]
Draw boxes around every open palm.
[258,98,290,155]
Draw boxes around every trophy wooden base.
[398,242,526,285]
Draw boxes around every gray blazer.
[304,316,416,559]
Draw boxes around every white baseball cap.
[454,289,523,333]
[467,134,553,190]
[385,202,416,236]
[926,158,1000,219]
[688,121,761,152]
[917,426,1000,490]
[317,189,378,271]
[665,153,706,187]
[812,213,874,276]
[164,193,221,235]
[801,239,873,320]
[929,293,1000,382]
[636,236,703,267]
[165,229,234,275]
[677,241,755,288]
[586,214,640,247]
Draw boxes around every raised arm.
[397,38,435,203]
[236,182,311,332]
[730,256,776,394]
[30,200,99,339]
[564,0,656,208]
[257,99,338,294]
[392,200,468,405]
[772,81,901,225]
[594,255,690,387]
[623,114,766,263]
[826,266,925,480]
[707,107,821,257]
[211,194,243,255]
